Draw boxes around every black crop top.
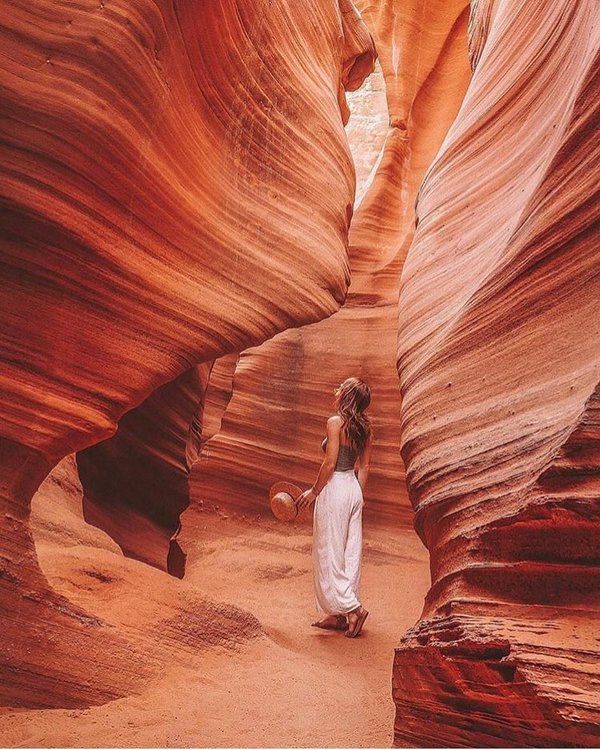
[321,437,357,471]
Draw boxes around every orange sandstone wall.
[1,0,373,460]
[0,0,374,706]
[394,0,600,745]
[188,0,471,528]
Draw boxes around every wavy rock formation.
[25,456,262,710]
[188,0,471,529]
[0,0,375,707]
[3,453,152,708]
[75,353,244,578]
[395,0,600,745]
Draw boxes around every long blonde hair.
[335,377,372,455]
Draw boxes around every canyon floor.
[0,508,429,748]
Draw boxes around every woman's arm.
[356,436,372,493]
[296,416,341,510]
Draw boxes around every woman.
[297,377,372,638]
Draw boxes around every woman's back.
[321,432,358,472]
[335,442,358,471]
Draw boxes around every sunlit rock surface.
[188,0,471,530]
[0,0,374,707]
[394,0,600,745]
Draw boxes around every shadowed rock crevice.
[77,364,212,576]
[75,354,245,579]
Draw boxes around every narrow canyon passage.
[2,0,451,739]
[1,0,598,746]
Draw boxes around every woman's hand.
[296,487,317,511]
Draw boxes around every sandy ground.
[0,512,429,747]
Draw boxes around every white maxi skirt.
[312,470,363,615]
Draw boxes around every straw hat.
[269,481,303,522]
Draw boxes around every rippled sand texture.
[0,456,430,747]
[0,0,375,708]
[188,0,472,530]
[395,0,600,746]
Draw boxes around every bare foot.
[311,615,347,631]
[345,607,369,638]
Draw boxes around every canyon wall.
[0,0,374,707]
[394,0,600,745]
[187,0,472,529]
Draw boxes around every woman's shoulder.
[326,414,343,431]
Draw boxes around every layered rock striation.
[0,0,375,707]
[394,0,600,745]
[2,0,597,743]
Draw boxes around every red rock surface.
[394,0,600,745]
[1,0,372,459]
[1,0,598,744]
[188,0,471,529]
[0,0,375,707]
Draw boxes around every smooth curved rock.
[25,455,262,711]
[1,451,150,709]
[0,0,373,460]
[395,0,600,745]
[0,0,375,707]
[74,353,243,578]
